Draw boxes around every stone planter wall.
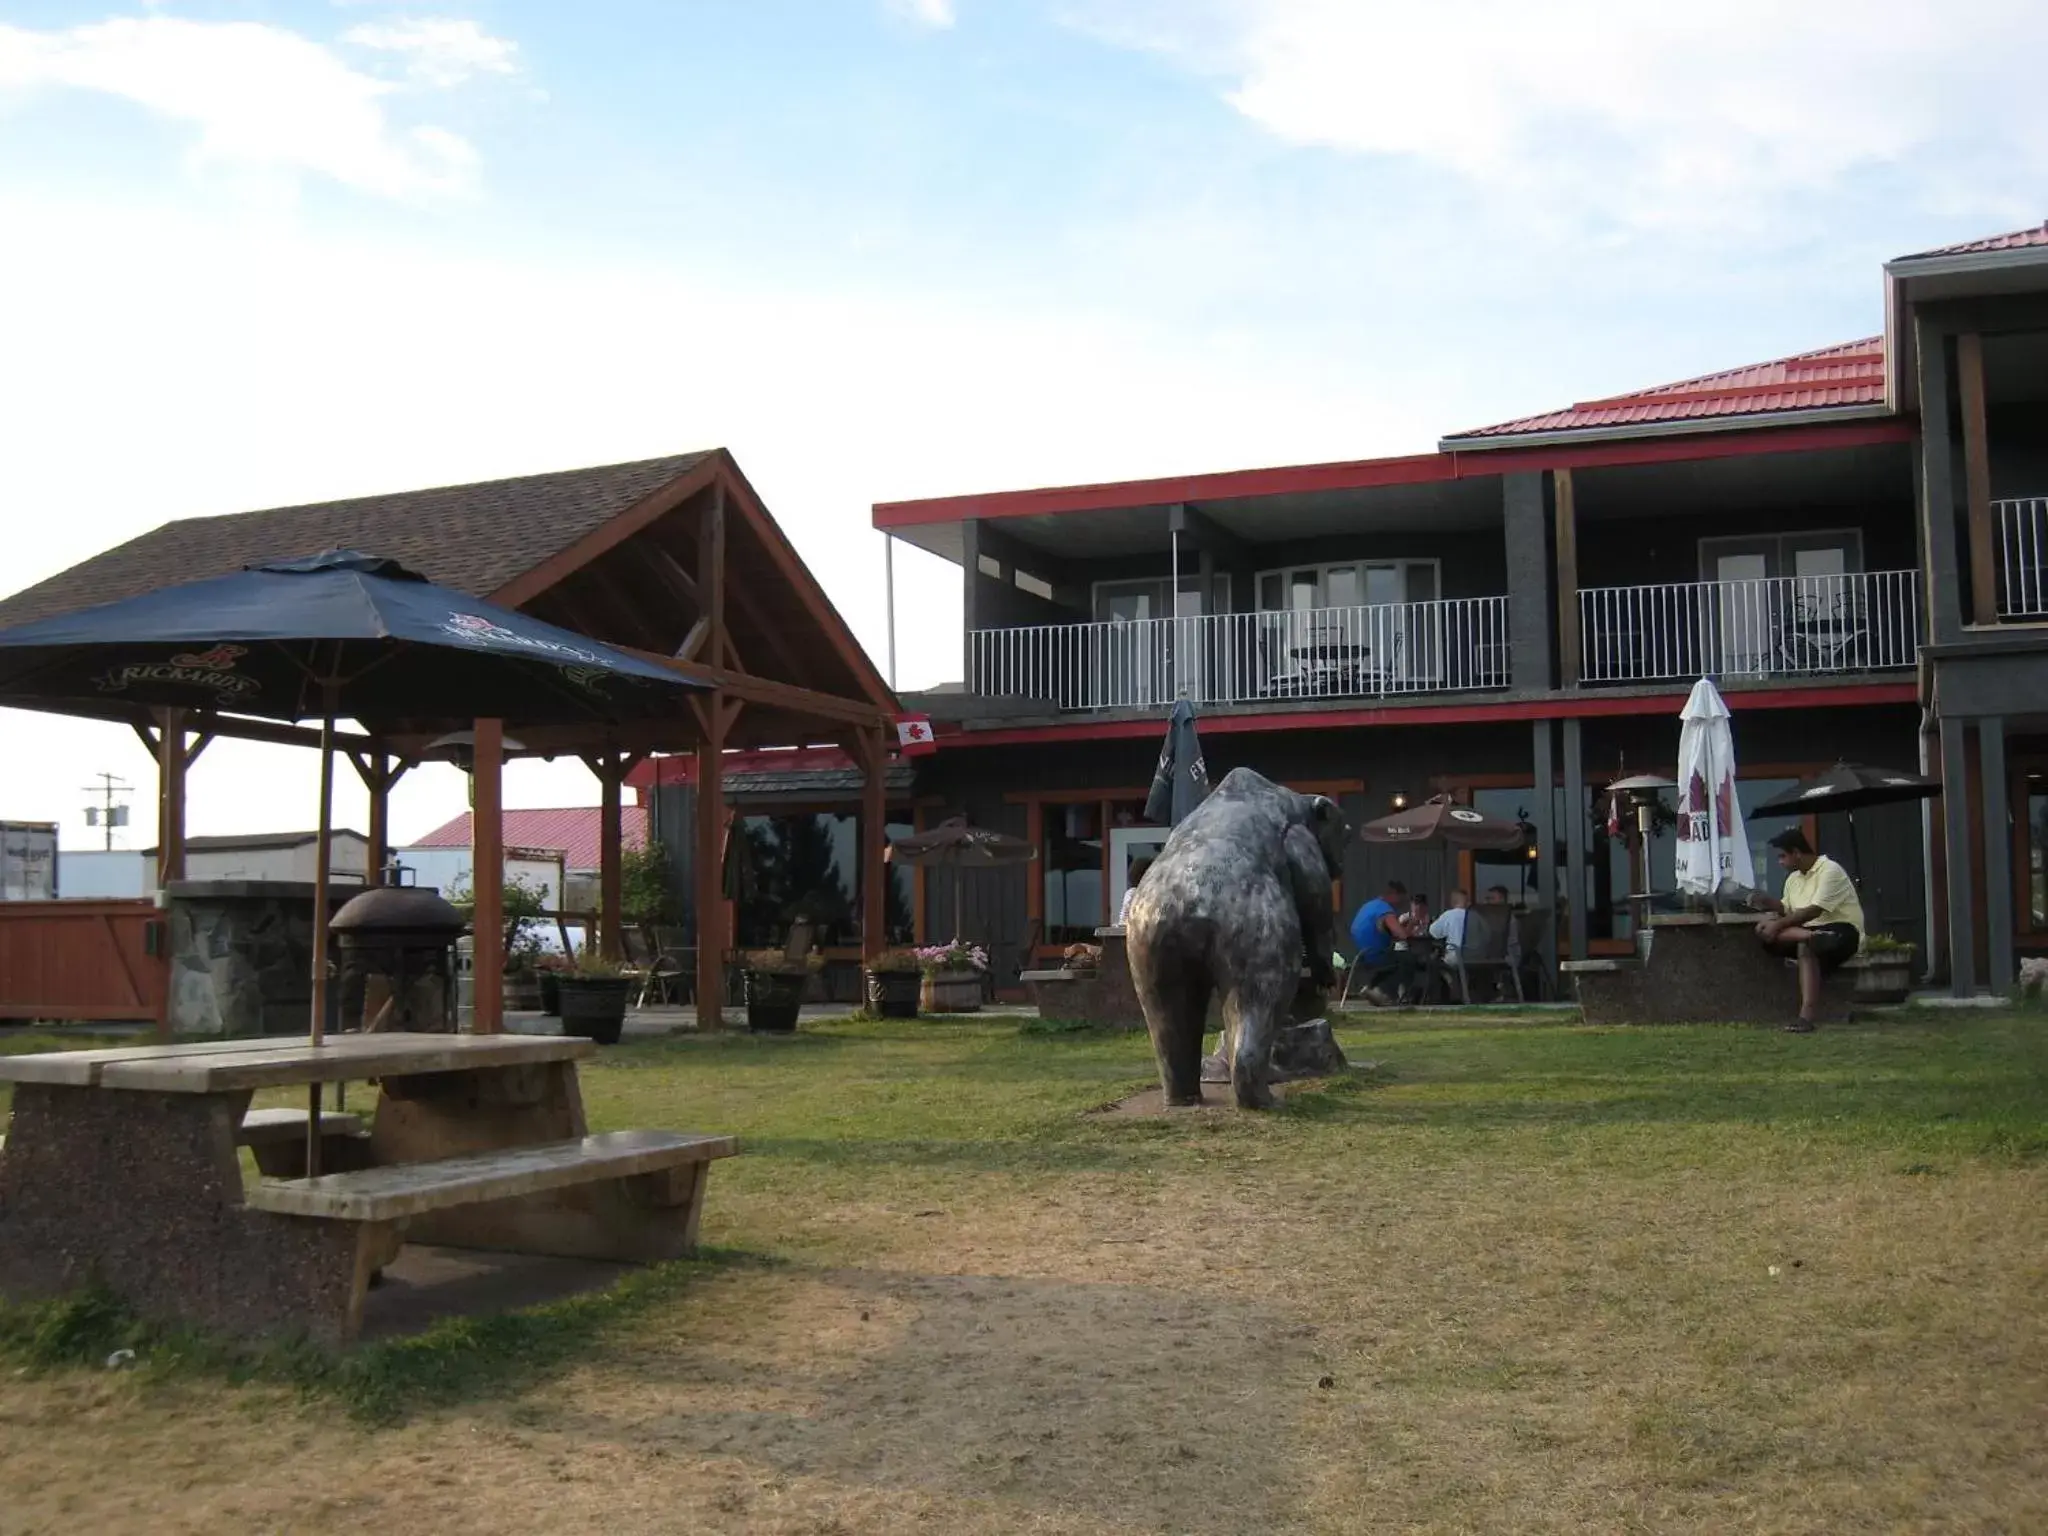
[164,880,358,1038]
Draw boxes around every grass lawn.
[3,1011,2046,1533]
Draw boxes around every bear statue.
[1123,767,1347,1109]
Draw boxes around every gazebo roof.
[0,449,895,751]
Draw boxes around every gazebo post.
[853,726,888,964]
[597,751,625,961]
[471,719,505,1034]
[155,706,187,890]
[694,696,729,1030]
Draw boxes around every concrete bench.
[2,1106,365,1164]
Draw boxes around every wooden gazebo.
[0,450,899,1029]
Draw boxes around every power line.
[80,772,133,851]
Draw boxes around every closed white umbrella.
[1675,678,1754,899]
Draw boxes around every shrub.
[866,947,923,974]
[742,948,826,975]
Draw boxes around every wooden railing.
[0,899,168,1024]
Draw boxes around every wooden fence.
[0,900,168,1024]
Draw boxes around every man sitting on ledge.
[1749,827,1864,1033]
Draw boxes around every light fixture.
[1389,790,1410,812]
[424,729,527,772]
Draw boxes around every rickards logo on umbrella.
[441,612,604,665]
[96,644,258,701]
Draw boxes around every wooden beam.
[471,719,505,1034]
[157,708,187,889]
[1957,331,1999,626]
[488,459,724,610]
[1554,468,1581,687]
[644,542,702,608]
[595,752,625,961]
[848,728,889,962]
[701,481,728,668]
[676,616,711,663]
[695,693,730,1031]
[634,648,890,727]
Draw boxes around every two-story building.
[868,223,2048,997]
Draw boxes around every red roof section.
[1446,337,1886,443]
[1896,221,2048,260]
[405,807,647,872]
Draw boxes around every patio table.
[0,1033,729,1342]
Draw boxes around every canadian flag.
[894,716,937,756]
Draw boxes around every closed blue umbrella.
[1144,698,1209,828]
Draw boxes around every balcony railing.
[969,596,1511,711]
[1578,570,1919,685]
[1997,496,2048,619]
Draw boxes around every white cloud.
[343,16,518,88]
[887,0,957,29]
[0,16,482,199]
[1068,0,2047,233]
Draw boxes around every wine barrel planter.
[744,970,805,1033]
[1847,951,1914,1005]
[557,975,632,1045]
[865,969,921,1018]
[923,972,983,1014]
[503,972,544,1012]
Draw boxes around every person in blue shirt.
[1349,880,1414,1004]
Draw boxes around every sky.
[0,0,2043,853]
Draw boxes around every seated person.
[1749,827,1863,1032]
[1428,888,1471,958]
[1117,856,1154,927]
[1348,880,1416,1005]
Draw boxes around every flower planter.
[538,971,562,1017]
[744,969,805,1033]
[923,971,983,1014]
[865,968,922,1018]
[557,975,632,1045]
[503,973,544,1012]
[1849,952,1914,1005]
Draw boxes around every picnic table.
[0,1033,734,1344]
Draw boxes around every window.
[1044,801,1105,944]
[1092,575,1230,623]
[886,820,916,944]
[730,812,914,948]
[1014,569,1055,601]
[1698,531,1863,583]
[977,554,1002,580]
[1256,561,1438,612]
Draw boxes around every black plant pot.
[744,970,804,1033]
[558,975,632,1045]
[539,971,562,1017]
[865,969,921,1019]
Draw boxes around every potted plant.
[537,952,570,1016]
[917,939,988,1014]
[1850,932,1915,1004]
[742,948,824,1033]
[864,948,924,1018]
[557,952,633,1045]
[451,872,552,1012]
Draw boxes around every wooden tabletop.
[0,1033,594,1092]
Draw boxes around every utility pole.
[81,772,132,850]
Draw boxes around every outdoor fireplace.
[329,881,469,1033]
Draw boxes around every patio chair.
[1512,908,1553,1000]
[622,923,690,1009]
[1450,904,1519,1003]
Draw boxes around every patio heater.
[329,875,469,1034]
[1607,774,1676,952]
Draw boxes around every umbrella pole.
[954,865,963,943]
[307,707,335,1178]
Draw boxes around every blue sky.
[1,0,2043,847]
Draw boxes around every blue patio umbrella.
[1144,698,1209,828]
[0,550,707,1128]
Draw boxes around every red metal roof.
[406,807,647,872]
[1445,337,1886,444]
[1895,221,2048,260]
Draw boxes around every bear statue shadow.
[1123,767,1347,1109]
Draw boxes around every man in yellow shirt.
[1751,827,1865,1032]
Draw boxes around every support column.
[156,707,187,890]
[1939,715,1975,995]
[1502,471,1553,691]
[1562,716,1587,961]
[884,533,898,690]
[1980,714,2013,994]
[596,752,624,961]
[471,719,505,1033]
[857,727,888,963]
[1957,332,1998,626]
[694,696,730,1030]
[365,753,390,887]
[961,519,985,689]
[1553,470,1580,688]
[1916,318,1965,646]
[1531,719,1557,978]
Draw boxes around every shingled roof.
[1894,221,2048,261]
[0,453,712,631]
